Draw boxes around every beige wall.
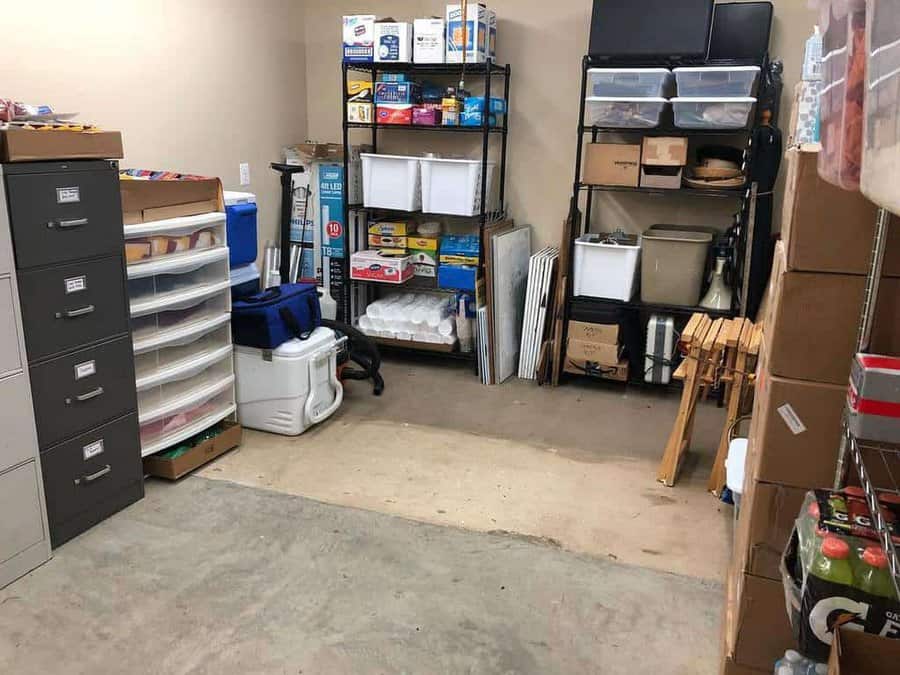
[302,0,817,249]
[0,0,307,256]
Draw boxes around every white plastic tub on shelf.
[672,97,757,129]
[584,97,667,128]
[123,212,226,265]
[572,233,641,301]
[131,291,231,347]
[588,68,673,97]
[673,66,761,97]
[128,247,230,317]
[138,375,236,457]
[420,158,497,216]
[361,153,422,211]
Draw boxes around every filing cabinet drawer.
[30,336,137,449]
[0,275,24,376]
[5,168,123,269]
[0,461,46,565]
[0,371,39,470]
[18,255,129,362]
[40,414,142,534]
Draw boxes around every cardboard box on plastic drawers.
[120,176,224,225]
[781,146,900,276]
[765,241,900,385]
[829,627,900,675]
[1,127,123,162]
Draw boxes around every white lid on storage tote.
[224,190,256,205]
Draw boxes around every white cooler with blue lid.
[234,327,344,436]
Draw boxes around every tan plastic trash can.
[640,227,712,306]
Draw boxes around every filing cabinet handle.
[47,218,88,229]
[74,464,111,486]
[66,386,105,405]
[56,305,95,319]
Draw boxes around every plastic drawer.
[673,66,760,97]
[128,247,230,318]
[134,323,232,388]
[588,68,673,97]
[584,97,667,128]
[138,377,235,452]
[124,212,226,265]
[137,351,233,415]
[130,291,230,349]
[672,97,757,129]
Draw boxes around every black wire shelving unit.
[336,59,512,364]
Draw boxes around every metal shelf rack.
[337,59,511,365]
[833,207,900,597]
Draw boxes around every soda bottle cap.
[822,536,851,559]
[785,650,803,663]
[808,501,821,518]
[844,487,866,498]
[862,545,888,569]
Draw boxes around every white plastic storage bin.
[131,291,231,348]
[235,328,344,436]
[420,157,497,216]
[123,213,226,266]
[588,68,673,97]
[673,66,761,97]
[137,352,234,415]
[127,247,231,317]
[672,97,757,129]
[138,375,235,455]
[584,97,667,128]
[134,323,232,388]
[861,0,900,212]
[361,153,422,211]
[572,233,641,301]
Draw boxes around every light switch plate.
[239,162,251,186]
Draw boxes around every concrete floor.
[0,357,732,674]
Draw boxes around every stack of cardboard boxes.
[582,137,688,190]
[564,320,628,382]
[722,145,900,674]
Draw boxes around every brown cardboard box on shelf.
[565,338,622,367]
[640,164,683,189]
[781,146,900,276]
[642,136,688,166]
[120,176,224,224]
[765,242,900,385]
[564,356,629,381]
[567,320,618,344]
[143,422,242,481]
[828,627,900,675]
[582,143,641,187]
[0,127,124,162]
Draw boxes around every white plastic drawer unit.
[134,323,233,390]
[138,375,235,456]
[127,247,230,318]
[136,350,234,415]
[123,212,226,265]
[131,292,230,350]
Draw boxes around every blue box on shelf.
[440,234,480,258]
[463,97,507,114]
[460,111,498,127]
[375,82,422,104]
[438,264,478,291]
[379,73,408,83]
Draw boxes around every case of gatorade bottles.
[781,487,900,662]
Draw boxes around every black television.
[708,2,773,62]
[588,0,715,60]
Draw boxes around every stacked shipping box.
[721,146,900,674]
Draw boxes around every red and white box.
[849,353,900,444]
[376,104,413,125]
[350,250,413,284]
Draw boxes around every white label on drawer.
[83,439,104,460]
[64,275,87,294]
[74,360,96,380]
[777,404,807,435]
[56,186,81,204]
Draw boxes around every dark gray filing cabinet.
[1,160,143,548]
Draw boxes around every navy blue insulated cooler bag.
[232,283,322,349]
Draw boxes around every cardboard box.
[369,221,408,236]
[120,176,224,225]
[348,102,374,124]
[1,128,123,162]
[446,3,490,63]
[567,320,619,344]
[724,566,797,672]
[566,338,622,366]
[347,79,373,101]
[374,22,413,63]
[582,143,641,187]
[829,627,900,675]
[414,18,446,63]
[765,242,900,385]
[640,165,683,189]
[343,15,375,62]
[350,250,413,284]
[374,82,422,104]
[641,136,688,166]
[408,236,438,251]
[368,234,407,249]
[376,104,414,125]
[564,356,629,381]
[721,657,769,675]
[143,422,242,480]
[781,146,900,276]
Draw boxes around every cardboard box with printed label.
[781,146,900,276]
[446,3,492,64]
[348,102,374,124]
[642,137,688,166]
[414,18,446,64]
[583,143,641,187]
[143,422,242,481]
[369,221,408,236]
[343,15,375,62]
[374,22,413,63]
[368,234,407,249]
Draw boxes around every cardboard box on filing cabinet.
[765,242,900,385]
[120,175,224,224]
[781,146,900,276]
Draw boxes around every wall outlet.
[239,162,251,186]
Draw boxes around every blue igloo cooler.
[224,190,258,267]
